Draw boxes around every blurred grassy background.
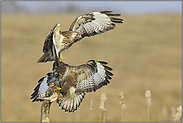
[1,13,182,122]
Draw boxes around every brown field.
[1,13,182,122]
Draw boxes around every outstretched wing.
[43,23,60,53]
[30,73,60,102]
[37,23,60,63]
[69,11,123,38]
[56,60,113,112]
[74,60,113,93]
[31,60,113,113]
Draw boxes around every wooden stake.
[41,100,51,122]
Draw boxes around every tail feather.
[57,92,85,113]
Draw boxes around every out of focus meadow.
[1,13,181,122]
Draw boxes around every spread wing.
[69,11,123,38]
[56,60,113,112]
[31,60,113,113]
[74,60,113,93]
[30,73,60,102]
[37,23,60,63]
[43,23,60,53]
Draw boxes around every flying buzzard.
[37,11,123,63]
[30,60,113,112]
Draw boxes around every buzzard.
[30,60,113,112]
[37,11,123,63]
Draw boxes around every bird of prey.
[30,60,113,112]
[37,11,123,63]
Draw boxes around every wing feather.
[30,77,48,102]
[105,70,113,76]
[57,88,86,113]
[75,60,113,94]
[97,61,108,65]
[69,11,123,38]
[32,59,112,113]
[30,73,60,102]
[55,60,112,112]
[103,65,113,71]
[37,23,60,63]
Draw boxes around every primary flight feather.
[31,60,113,112]
[37,11,123,63]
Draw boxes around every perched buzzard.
[37,11,123,63]
[30,60,113,112]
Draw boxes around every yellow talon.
[59,53,63,62]
[54,86,62,92]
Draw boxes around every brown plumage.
[31,60,113,112]
[37,23,81,63]
[37,11,123,63]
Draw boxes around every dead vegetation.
[1,13,182,122]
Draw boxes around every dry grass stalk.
[103,111,106,122]
[99,93,107,122]
[119,92,126,122]
[90,100,93,121]
[145,90,151,106]
[172,105,182,122]
[145,90,151,122]
[171,106,176,121]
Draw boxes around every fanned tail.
[57,87,86,113]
